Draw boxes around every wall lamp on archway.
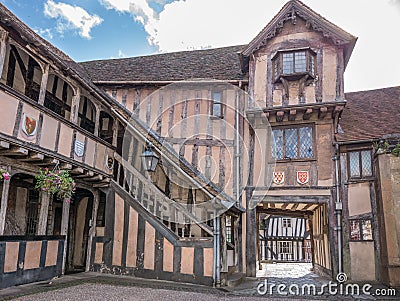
[141,143,159,172]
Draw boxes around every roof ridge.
[345,85,400,94]
[80,44,246,64]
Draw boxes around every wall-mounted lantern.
[141,143,159,172]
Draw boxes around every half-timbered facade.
[259,216,311,262]
[0,0,400,290]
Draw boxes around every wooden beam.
[0,141,10,149]
[75,170,94,178]
[258,208,313,218]
[303,108,313,120]
[70,167,84,175]
[60,163,73,170]
[318,107,328,119]
[288,109,297,121]
[0,146,28,156]
[332,105,344,118]
[0,177,10,235]
[86,174,103,182]
[35,158,59,166]
[276,111,285,122]
[20,152,44,162]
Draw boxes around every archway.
[65,188,94,273]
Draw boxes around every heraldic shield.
[273,172,285,185]
[297,171,309,185]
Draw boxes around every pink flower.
[65,199,71,203]
[2,173,10,181]
[42,187,46,191]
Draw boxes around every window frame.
[282,218,292,229]
[211,91,224,118]
[271,124,315,161]
[272,47,317,82]
[349,218,373,242]
[347,149,373,179]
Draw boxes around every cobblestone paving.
[232,263,399,300]
[256,263,315,278]
[9,283,307,301]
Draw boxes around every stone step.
[226,272,245,287]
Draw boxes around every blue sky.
[1,0,399,92]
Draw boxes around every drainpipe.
[216,215,221,287]
[334,142,343,274]
[213,210,217,286]
[235,82,242,206]
[213,211,221,287]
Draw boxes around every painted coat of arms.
[297,171,309,185]
[273,171,285,185]
[21,113,37,136]
[74,140,85,157]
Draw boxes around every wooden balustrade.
[113,153,213,238]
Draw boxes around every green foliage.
[35,168,76,202]
[392,143,400,157]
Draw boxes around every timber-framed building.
[0,0,399,290]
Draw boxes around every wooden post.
[0,30,8,78]
[38,64,50,105]
[0,176,11,235]
[308,216,315,269]
[220,214,228,273]
[112,117,118,147]
[36,191,51,235]
[70,87,81,124]
[61,199,71,274]
[85,191,99,272]
[94,106,101,137]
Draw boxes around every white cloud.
[98,0,400,92]
[100,0,158,45]
[34,28,53,40]
[44,0,103,39]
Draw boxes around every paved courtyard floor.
[256,262,315,278]
[0,268,399,301]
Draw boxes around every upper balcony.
[0,32,120,185]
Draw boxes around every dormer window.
[272,48,316,82]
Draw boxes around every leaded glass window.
[294,51,306,72]
[272,49,316,82]
[362,220,373,240]
[361,150,372,176]
[350,219,373,241]
[272,129,284,159]
[349,152,360,177]
[350,220,361,240]
[348,150,373,178]
[282,52,294,74]
[299,127,313,158]
[285,128,298,159]
[271,126,314,160]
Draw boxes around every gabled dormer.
[241,0,357,109]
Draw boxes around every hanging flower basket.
[35,168,76,202]
[0,168,10,182]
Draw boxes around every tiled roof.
[79,45,246,82]
[337,86,400,142]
